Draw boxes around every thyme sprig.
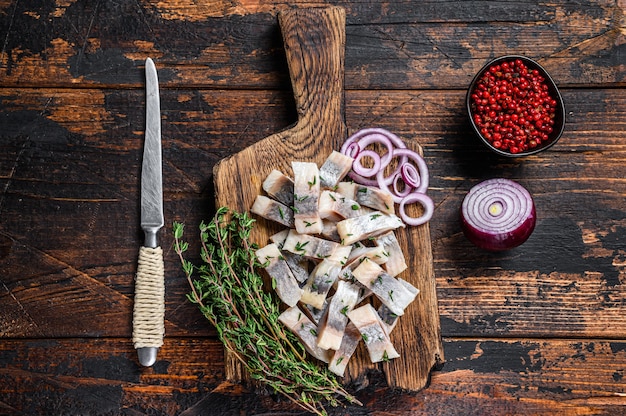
[173,207,359,415]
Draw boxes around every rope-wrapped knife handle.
[132,246,165,351]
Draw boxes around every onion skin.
[460,178,536,251]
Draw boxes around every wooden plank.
[0,1,623,89]
[0,337,224,415]
[213,6,442,392]
[2,337,626,415]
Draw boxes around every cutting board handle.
[277,6,347,148]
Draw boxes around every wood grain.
[213,6,443,391]
[0,0,625,414]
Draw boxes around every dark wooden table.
[1,1,625,415]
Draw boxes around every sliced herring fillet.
[378,304,399,334]
[269,229,290,248]
[336,182,394,215]
[346,242,388,266]
[377,278,420,334]
[337,211,404,245]
[301,259,342,309]
[262,169,294,206]
[269,229,309,283]
[351,258,418,316]
[305,297,329,325]
[319,190,364,221]
[255,243,302,307]
[317,280,361,350]
[319,150,354,188]
[328,322,361,377]
[292,161,323,234]
[251,195,294,228]
[354,184,395,215]
[321,220,341,242]
[375,231,408,276]
[284,252,310,284]
[329,244,352,266]
[348,303,400,363]
[282,229,341,260]
[279,306,330,363]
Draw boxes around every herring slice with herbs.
[279,306,331,363]
[337,211,404,245]
[375,231,407,276]
[316,280,361,350]
[282,229,341,260]
[319,150,354,188]
[256,243,303,307]
[262,169,294,206]
[301,259,343,309]
[319,190,364,221]
[292,161,323,234]
[346,242,388,267]
[336,182,394,215]
[251,195,294,228]
[377,279,419,334]
[328,322,361,377]
[351,258,419,316]
[348,303,400,363]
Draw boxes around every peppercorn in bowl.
[466,55,565,157]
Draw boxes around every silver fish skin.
[301,259,342,309]
[378,278,420,334]
[335,182,394,215]
[328,322,361,376]
[251,195,294,228]
[321,220,341,242]
[292,161,323,234]
[279,306,330,363]
[263,169,294,206]
[304,297,330,325]
[282,229,340,261]
[256,243,303,307]
[375,231,408,276]
[337,211,404,245]
[353,185,394,215]
[319,150,354,188]
[351,258,418,316]
[346,242,388,266]
[348,303,400,363]
[319,190,364,221]
[317,280,361,350]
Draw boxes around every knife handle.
[132,246,165,364]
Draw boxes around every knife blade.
[132,57,165,367]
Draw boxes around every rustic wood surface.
[1,0,625,415]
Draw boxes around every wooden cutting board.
[213,6,443,392]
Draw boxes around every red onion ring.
[460,178,536,251]
[392,173,413,199]
[399,192,434,226]
[401,163,421,189]
[352,149,382,178]
[344,142,360,159]
[342,128,408,186]
[389,148,429,194]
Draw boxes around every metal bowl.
[466,55,565,157]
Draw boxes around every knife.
[132,57,165,367]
